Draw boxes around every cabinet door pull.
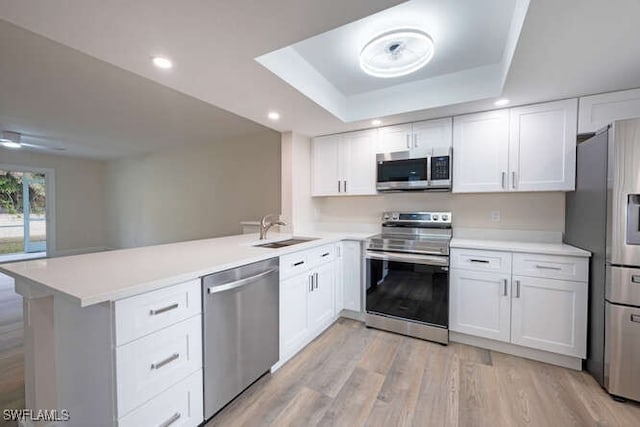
[631,314,640,323]
[314,272,319,289]
[535,264,562,271]
[149,303,179,316]
[344,180,347,193]
[501,171,506,189]
[502,279,508,296]
[158,412,181,427]
[512,171,517,189]
[469,259,489,263]
[151,352,179,370]
[406,134,411,149]
[515,280,521,298]
[414,134,418,148]
[309,275,313,292]
[321,252,330,257]
[338,180,341,193]
[293,260,305,266]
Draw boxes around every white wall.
[312,191,565,233]
[105,131,281,248]
[0,149,106,254]
[281,132,313,233]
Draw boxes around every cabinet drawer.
[280,252,310,279]
[307,244,336,268]
[118,369,203,427]
[115,279,201,346]
[450,248,512,274]
[512,253,588,282]
[116,316,202,417]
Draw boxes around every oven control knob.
[383,214,390,220]
[442,214,449,221]
[432,215,439,221]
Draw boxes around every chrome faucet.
[259,214,287,240]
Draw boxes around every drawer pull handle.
[293,261,305,266]
[149,303,179,316]
[631,314,640,323]
[151,352,180,370]
[469,259,489,263]
[535,264,562,271]
[321,252,330,257]
[158,412,181,427]
[631,275,640,283]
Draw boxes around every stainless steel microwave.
[376,147,452,192]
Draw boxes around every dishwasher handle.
[207,268,277,295]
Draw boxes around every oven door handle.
[366,251,448,267]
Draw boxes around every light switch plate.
[491,211,501,222]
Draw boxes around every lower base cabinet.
[450,248,588,359]
[510,275,587,356]
[279,245,336,363]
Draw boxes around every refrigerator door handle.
[626,194,640,245]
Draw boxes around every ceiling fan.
[0,130,65,152]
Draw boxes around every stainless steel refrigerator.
[565,118,640,402]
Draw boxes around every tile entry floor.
[207,318,640,427]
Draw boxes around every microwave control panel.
[431,156,450,180]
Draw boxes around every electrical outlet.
[491,210,501,222]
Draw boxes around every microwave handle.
[426,155,432,186]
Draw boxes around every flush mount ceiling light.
[0,131,22,149]
[152,56,173,69]
[359,29,434,78]
[267,111,280,121]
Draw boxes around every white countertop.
[0,231,374,307]
[450,238,591,257]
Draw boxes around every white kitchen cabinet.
[278,244,339,364]
[450,269,511,343]
[376,118,452,158]
[308,262,335,333]
[311,130,376,196]
[509,99,577,191]
[280,273,311,358]
[453,99,577,193]
[578,87,640,133]
[377,123,412,153]
[510,275,587,357]
[311,134,342,196]
[453,109,510,193]
[450,248,588,359]
[339,240,362,312]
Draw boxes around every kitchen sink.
[254,237,318,249]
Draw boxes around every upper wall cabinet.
[578,88,640,133]
[453,109,510,193]
[376,118,452,158]
[312,129,377,197]
[453,99,578,193]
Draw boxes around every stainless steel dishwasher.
[202,257,279,419]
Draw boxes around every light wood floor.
[207,318,640,427]
[0,273,24,427]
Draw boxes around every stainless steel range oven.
[366,211,452,344]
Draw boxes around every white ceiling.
[293,0,515,96]
[1,0,640,158]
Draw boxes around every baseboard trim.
[339,309,364,321]
[450,331,583,370]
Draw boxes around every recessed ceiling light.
[1,140,22,149]
[360,29,434,78]
[371,119,382,126]
[268,111,280,121]
[494,98,510,106]
[152,56,173,69]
